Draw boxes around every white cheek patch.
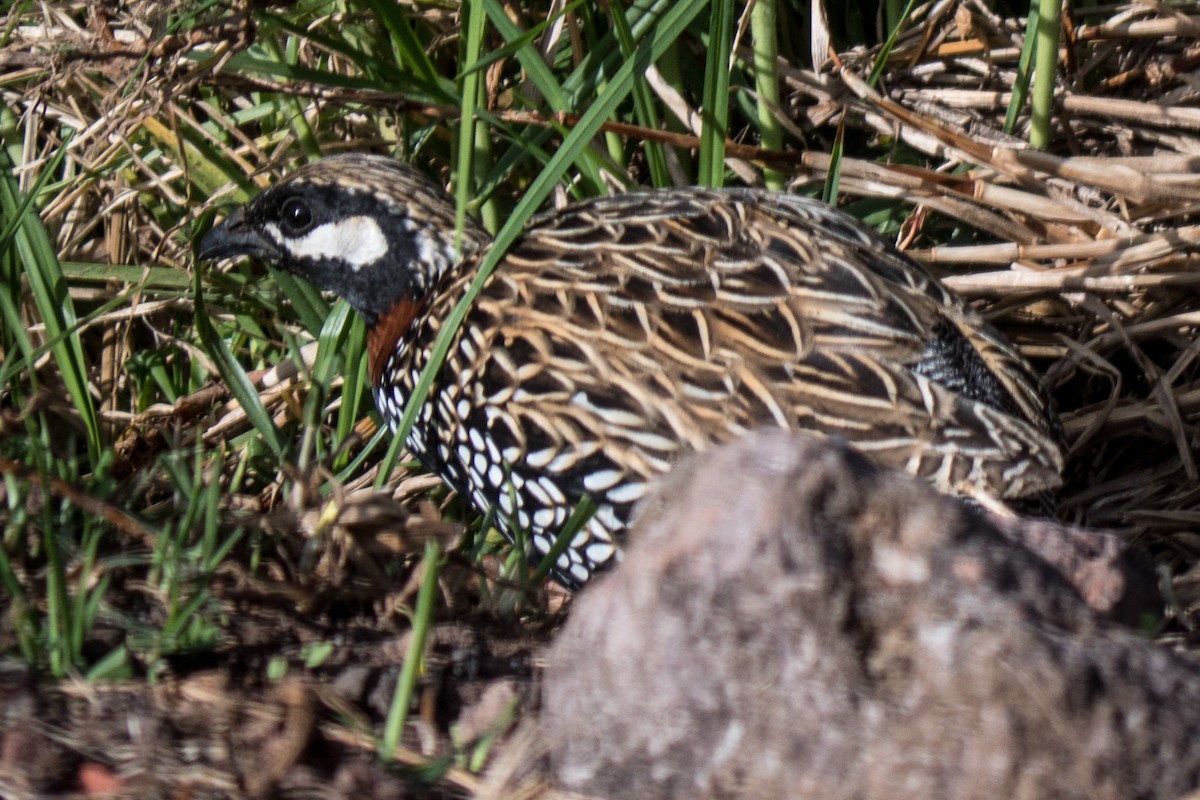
[270,215,389,270]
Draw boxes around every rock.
[986,510,1158,622]
[542,431,1199,800]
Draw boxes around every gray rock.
[542,432,1199,800]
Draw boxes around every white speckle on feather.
[585,541,615,564]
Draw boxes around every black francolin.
[199,154,1063,587]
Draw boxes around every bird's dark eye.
[279,197,314,235]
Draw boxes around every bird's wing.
[434,190,1062,518]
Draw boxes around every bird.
[198,153,1064,588]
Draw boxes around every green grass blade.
[867,0,921,87]
[529,495,597,585]
[61,261,193,289]
[0,536,35,663]
[884,0,907,33]
[381,539,441,761]
[0,276,39,390]
[358,0,446,90]
[698,0,734,187]
[192,265,286,458]
[86,646,132,682]
[0,278,148,397]
[1004,5,1040,134]
[1030,0,1063,148]
[485,0,682,195]
[332,314,368,471]
[37,471,71,675]
[299,301,356,471]
[478,0,607,195]
[750,0,784,190]
[455,0,489,244]
[607,1,670,187]
[256,6,454,102]
[372,423,410,491]
[0,140,102,466]
[482,0,573,110]
[269,267,331,336]
[259,35,320,159]
[0,145,66,249]
[822,119,845,205]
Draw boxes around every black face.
[199,155,477,325]
[198,175,429,326]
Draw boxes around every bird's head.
[197,154,486,327]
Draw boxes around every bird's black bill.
[197,208,276,262]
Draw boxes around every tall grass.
[0,0,819,687]
[0,0,1079,752]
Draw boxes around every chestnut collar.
[366,295,426,383]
